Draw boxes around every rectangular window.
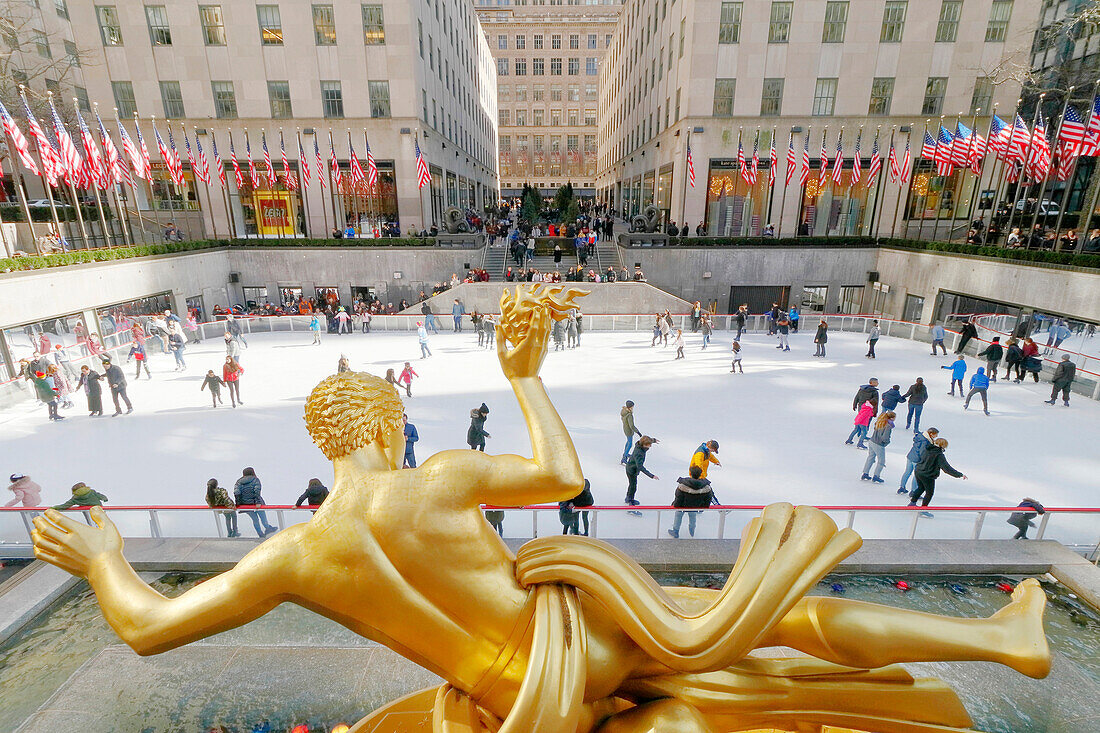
[112,81,137,118]
[54,0,67,19]
[313,4,336,45]
[713,78,735,117]
[769,2,792,43]
[32,29,50,57]
[362,4,385,45]
[74,86,90,111]
[551,58,561,75]
[568,57,579,75]
[515,58,527,75]
[369,80,391,117]
[719,2,742,44]
[971,76,994,115]
[567,109,578,125]
[552,34,561,49]
[568,84,579,101]
[588,33,596,49]
[96,6,122,46]
[922,77,947,115]
[533,84,545,102]
[146,5,171,46]
[498,34,507,49]
[268,80,292,118]
[499,109,510,126]
[812,77,837,116]
[321,80,343,118]
[160,81,185,118]
[45,79,60,96]
[534,33,543,49]
[986,0,1012,42]
[516,34,525,49]
[822,1,848,43]
[869,77,894,115]
[679,18,685,57]
[497,58,509,75]
[199,6,226,45]
[584,109,596,126]
[211,81,237,118]
[586,57,597,75]
[533,109,544,126]
[569,33,579,49]
[880,1,906,43]
[936,1,961,42]
[760,78,783,116]
[515,109,526,126]
[257,5,283,45]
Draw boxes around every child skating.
[398,362,418,397]
[730,341,743,373]
[201,369,225,407]
[673,329,684,359]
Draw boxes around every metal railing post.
[590,509,598,538]
[971,511,986,540]
[908,512,920,539]
[717,510,726,539]
[846,510,856,530]
[532,509,538,538]
[20,511,34,540]
[1036,512,1051,540]
[275,510,285,529]
[149,509,163,538]
[655,510,662,539]
[213,510,226,538]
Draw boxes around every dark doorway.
[729,286,790,314]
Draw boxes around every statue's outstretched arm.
[33,507,295,655]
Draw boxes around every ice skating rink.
[2,326,1097,545]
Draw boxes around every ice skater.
[417,321,432,358]
[77,365,103,417]
[484,314,497,348]
[813,319,828,357]
[978,338,1003,381]
[127,337,152,379]
[1045,354,1076,406]
[930,323,947,355]
[201,369,225,407]
[624,436,659,506]
[865,320,880,359]
[700,314,712,350]
[467,402,490,451]
[908,438,967,517]
[943,355,967,397]
[902,378,927,432]
[845,400,875,449]
[102,357,132,416]
[730,340,743,373]
[861,411,895,484]
[963,367,991,415]
[552,318,565,351]
[223,356,243,407]
[398,362,418,397]
[776,315,790,352]
[899,427,938,495]
[310,314,322,345]
[673,329,684,359]
[620,400,641,464]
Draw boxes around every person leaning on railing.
[206,479,238,537]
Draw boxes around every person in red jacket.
[222,356,244,407]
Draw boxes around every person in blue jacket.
[788,306,800,333]
[898,427,938,494]
[881,384,906,411]
[942,355,967,397]
[964,367,991,415]
[309,314,322,345]
[402,413,419,468]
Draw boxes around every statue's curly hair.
[304,372,405,460]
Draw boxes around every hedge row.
[884,239,1100,270]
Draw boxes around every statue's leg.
[761,578,1050,678]
[595,699,715,733]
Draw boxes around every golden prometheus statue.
[32,285,1050,733]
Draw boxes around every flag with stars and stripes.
[329,132,341,188]
[737,137,749,185]
[887,137,900,183]
[50,100,84,187]
[799,130,811,187]
[183,128,200,185]
[116,121,144,182]
[166,126,185,186]
[133,121,153,179]
[415,135,431,189]
[818,130,830,184]
[297,133,311,186]
[921,129,937,160]
[865,131,881,187]
[850,129,863,186]
[76,107,109,189]
[686,138,695,187]
[1081,94,1100,156]
[1007,114,1031,163]
[950,121,972,167]
[153,122,177,187]
[364,134,379,188]
[245,132,259,189]
[194,133,210,185]
[0,99,38,176]
[900,133,911,183]
[1056,105,1086,179]
[348,133,366,183]
[988,114,1010,160]
[1027,111,1051,181]
[280,130,292,188]
[314,135,326,189]
[229,133,244,189]
[210,132,226,187]
[746,132,759,185]
[935,126,955,176]
[20,94,62,186]
[784,131,796,186]
[968,129,986,174]
[768,134,776,188]
[96,109,129,186]
[831,130,844,185]
[261,131,276,186]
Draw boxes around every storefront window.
[148,165,199,211]
[446,172,458,207]
[279,286,303,307]
[905,160,975,220]
[704,159,771,236]
[656,165,673,223]
[642,171,655,211]
[903,294,925,322]
[317,287,341,308]
[242,287,269,307]
[233,170,305,236]
[334,161,398,232]
[797,166,880,236]
[2,312,87,365]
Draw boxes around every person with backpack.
[205,478,238,537]
[964,367,991,415]
[667,464,714,539]
[977,338,1004,382]
[908,438,967,517]
[899,427,939,494]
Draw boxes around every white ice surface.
[1,327,1097,546]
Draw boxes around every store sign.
[258,197,289,227]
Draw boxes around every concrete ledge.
[0,562,80,646]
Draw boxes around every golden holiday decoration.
[32,284,1051,733]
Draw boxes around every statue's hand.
[32,507,122,579]
[497,305,551,380]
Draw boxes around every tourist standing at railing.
[667,464,713,539]
[865,320,880,359]
[1007,498,1046,540]
[955,319,978,354]
[233,467,276,537]
[977,338,1004,382]
[1045,355,1077,407]
[908,438,967,517]
[5,474,42,507]
[964,368,991,416]
[101,358,132,416]
[898,427,938,495]
[205,478,238,537]
[901,378,927,432]
[52,482,108,523]
[295,478,329,513]
[77,365,103,417]
[624,436,659,507]
[845,401,875,450]
[813,320,828,357]
[690,302,702,332]
[861,411,895,484]
[943,356,967,398]
[222,357,243,407]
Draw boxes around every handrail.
[5,504,1097,513]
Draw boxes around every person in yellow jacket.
[690,440,721,479]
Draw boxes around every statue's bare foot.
[990,578,1051,679]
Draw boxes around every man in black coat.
[908,439,966,514]
[101,357,132,416]
[977,337,1004,381]
[1045,355,1077,406]
[667,465,714,538]
[852,378,880,415]
[955,320,979,354]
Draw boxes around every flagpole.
[1028,91,1072,239]
[143,115,165,241]
[964,104,996,238]
[955,108,982,241]
[315,131,331,235]
[363,128,376,237]
[118,111,148,245]
[826,126,841,241]
[892,126,913,239]
[931,115,955,242]
[765,126,776,231]
[679,130,690,229]
[1054,80,1100,244]
[1,148,39,251]
[733,127,742,236]
[19,86,66,247]
[327,129,339,229]
[187,123,215,239]
[48,92,89,247]
[415,129,428,230]
[98,105,132,245]
[79,103,113,245]
[869,126,885,238]
[989,98,1023,247]
[1005,95,1044,244]
[776,128,792,239]
[224,129,240,239]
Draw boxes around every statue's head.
[305,372,405,462]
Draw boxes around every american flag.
[865,131,880,187]
[1027,111,1051,181]
[245,131,259,189]
[153,122,176,187]
[768,134,777,188]
[348,133,366,183]
[297,133,310,186]
[850,129,863,186]
[968,129,987,174]
[96,109,129,186]
[280,130,291,188]
[261,131,276,186]
[183,127,200,185]
[799,130,811,187]
[210,132,226,187]
[132,120,153,179]
[887,137,900,183]
[51,100,84,187]
[831,130,844,185]
[1057,105,1086,178]
[228,132,244,189]
[166,126,185,185]
[818,129,830,184]
[1081,94,1100,156]
[686,138,695,188]
[314,134,326,189]
[364,134,379,188]
[784,131,795,186]
[21,95,62,186]
[920,129,937,160]
[988,114,1010,159]
[950,121,972,167]
[747,132,759,186]
[737,135,747,184]
[329,131,340,186]
[935,126,955,176]
[900,133,911,182]
[0,99,38,175]
[75,107,108,189]
[194,133,210,185]
[117,121,145,181]
[1007,114,1031,163]
[415,135,431,189]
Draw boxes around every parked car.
[1014,198,1061,217]
[26,199,73,208]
